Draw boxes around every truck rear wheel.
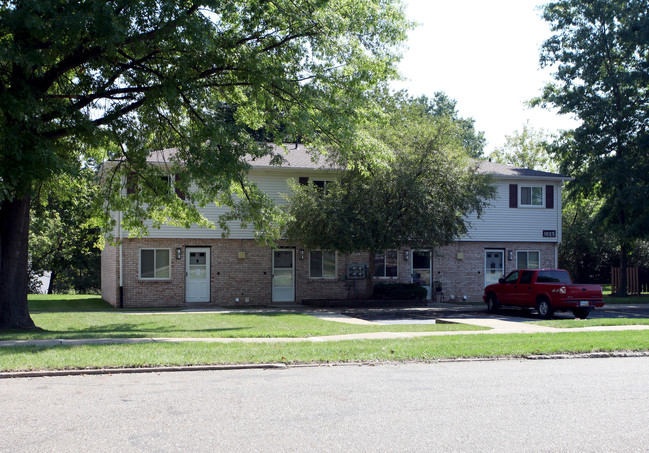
[537,298,554,319]
[573,308,591,319]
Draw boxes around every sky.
[393,0,579,154]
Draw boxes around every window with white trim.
[140,249,171,279]
[517,250,540,269]
[373,250,398,277]
[520,186,544,207]
[309,251,336,278]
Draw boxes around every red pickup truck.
[483,269,604,319]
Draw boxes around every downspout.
[555,183,562,269]
[118,210,124,309]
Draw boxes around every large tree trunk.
[0,194,37,330]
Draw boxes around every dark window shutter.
[299,177,309,186]
[509,184,518,208]
[546,185,554,209]
[126,172,137,195]
[175,174,185,200]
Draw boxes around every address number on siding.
[543,230,557,238]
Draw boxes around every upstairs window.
[298,177,332,193]
[520,186,543,207]
[126,173,185,200]
[510,184,554,209]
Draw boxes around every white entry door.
[272,249,295,302]
[484,249,504,287]
[186,247,210,303]
[411,250,432,299]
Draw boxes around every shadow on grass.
[28,296,116,313]
[0,323,249,340]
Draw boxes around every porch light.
[176,248,182,260]
[299,249,305,260]
[508,250,513,261]
[403,250,409,260]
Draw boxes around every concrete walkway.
[2,309,649,348]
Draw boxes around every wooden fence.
[611,267,649,295]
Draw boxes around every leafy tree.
[534,0,649,295]
[415,92,486,159]
[489,122,558,172]
[29,170,101,294]
[559,193,617,283]
[284,93,495,295]
[560,189,649,284]
[0,0,410,329]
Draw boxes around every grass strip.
[28,295,114,312]
[531,318,649,328]
[1,330,648,372]
[1,312,487,340]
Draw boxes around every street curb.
[3,351,648,379]
[0,363,287,379]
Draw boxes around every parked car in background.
[483,269,604,319]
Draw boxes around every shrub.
[372,282,427,300]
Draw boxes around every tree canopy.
[489,122,558,173]
[0,0,410,328]
[284,92,495,288]
[535,0,649,294]
[29,169,101,294]
[414,92,486,159]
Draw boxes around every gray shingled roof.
[142,143,569,179]
[475,159,571,180]
[143,143,331,170]
[247,143,333,169]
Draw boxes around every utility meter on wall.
[346,263,366,279]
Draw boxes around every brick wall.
[106,238,556,307]
[432,241,557,302]
[101,245,119,307]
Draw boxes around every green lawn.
[1,294,646,373]
[531,318,649,328]
[2,330,648,372]
[28,294,116,312]
[1,311,488,340]
[601,285,649,304]
[3,295,486,341]
[603,294,649,304]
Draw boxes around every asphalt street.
[2,357,648,452]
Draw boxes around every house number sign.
[543,230,557,238]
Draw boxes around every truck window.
[519,271,534,284]
[536,270,572,284]
[503,271,519,284]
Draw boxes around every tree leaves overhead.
[490,122,558,172]
[284,92,495,255]
[535,0,649,293]
[0,0,410,236]
[0,0,410,328]
[29,169,101,294]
